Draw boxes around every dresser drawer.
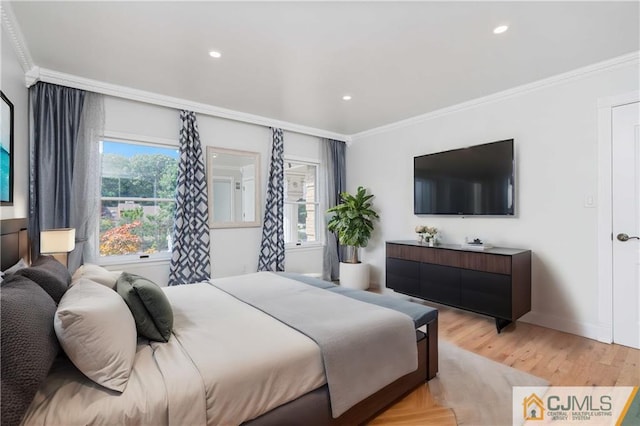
[420,263,460,306]
[460,270,511,318]
[386,258,421,297]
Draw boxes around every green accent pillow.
[116,272,173,342]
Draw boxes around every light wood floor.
[370,304,640,425]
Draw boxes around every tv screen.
[414,139,514,215]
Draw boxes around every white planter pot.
[339,262,370,290]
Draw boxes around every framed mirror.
[206,147,261,228]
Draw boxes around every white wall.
[0,28,29,220]
[103,96,323,284]
[347,61,639,340]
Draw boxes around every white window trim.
[101,196,174,203]
[283,156,324,248]
[285,241,325,251]
[99,252,171,266]
[102,131,178,149]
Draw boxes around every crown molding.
[350,51,640,142]
[0,1,34,74]
[27,67,351,143]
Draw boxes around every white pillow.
[55,278,137,392]
[71,263,122,289]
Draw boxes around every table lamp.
[40,228,76,266]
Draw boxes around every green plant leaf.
[325,186,379,251]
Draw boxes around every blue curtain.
[258,128,285,272]
[322,139,346,281]
[168,110,211,285]
[29,83,85,261]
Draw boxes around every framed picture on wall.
[1,91,14,205]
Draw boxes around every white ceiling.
[8,1,640,135]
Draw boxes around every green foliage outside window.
[100,151,178,257]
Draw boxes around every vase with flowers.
[415,225,426,243]
[415,225,438,246]
[425,226,438,246]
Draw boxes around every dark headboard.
[1,218,29,270]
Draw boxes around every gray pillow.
[3,258,28,275]
[116,272,173,342]
[1,275,60,426]
[15,256,71,303]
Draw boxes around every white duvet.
[23,283,326,426]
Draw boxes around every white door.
[612,101,640,349]
[212,178,233,222]
[242,178,255,221]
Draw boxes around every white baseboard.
[519,311,603,342]
[382,289,610,343]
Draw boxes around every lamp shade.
[40,228,76,253]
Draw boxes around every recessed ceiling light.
[209,50,222,58]
[493,25,509,34]
[342,95,352,101]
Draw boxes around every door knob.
[617,233,640,242]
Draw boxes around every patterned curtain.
[257,128,285,271]
[168,110,211,286]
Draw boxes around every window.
[284,160,320,246]
[99,140,179,260]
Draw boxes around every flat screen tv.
[414,139,514,215]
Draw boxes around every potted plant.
[327,186,379,289]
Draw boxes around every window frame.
[283,156,323,249]
[98,133,179,265]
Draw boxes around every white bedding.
[23,283,325,426]
[213,272,418,417]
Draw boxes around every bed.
[1,218,438,426]
[0,218,29,271]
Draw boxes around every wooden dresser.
[386,240,531,332]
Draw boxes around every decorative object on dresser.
[386,240,531,333]
[327,186,379,289]
[462,237,493,251]
[415,225,438,246]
